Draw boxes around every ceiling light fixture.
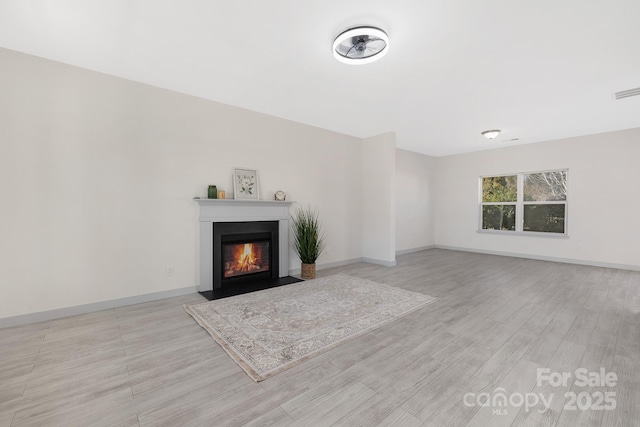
[333,26,389,65]
[481,129,501,140]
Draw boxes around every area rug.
[184,274,439,381]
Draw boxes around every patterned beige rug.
[185,274,439,381]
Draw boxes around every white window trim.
[478,169,569,236]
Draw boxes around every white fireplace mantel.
[195,199,294,291]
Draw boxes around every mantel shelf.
[194,198,294,207]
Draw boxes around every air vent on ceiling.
[614,87,640,100]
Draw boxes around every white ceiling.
[1,0,639,156]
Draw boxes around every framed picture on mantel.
[233,168,260,200]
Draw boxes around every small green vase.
[208,185,218,199]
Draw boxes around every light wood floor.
[1,249,638,426]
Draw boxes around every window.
[480,170,567,234]
[481,175,517,231]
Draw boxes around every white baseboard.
[361,257,397,267]
[288,258,364,275]
[11,245,633,329]
[396,245,436,256]
[288,256,398,275]
[5,255,399,328]
[435,245,640,272]
[0,285,198,329]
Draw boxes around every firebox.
[223,241,270,278]
[212,221,279,289]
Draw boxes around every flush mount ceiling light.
[333,26,389,65]
[481,129,501,140]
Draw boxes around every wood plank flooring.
[1,249,638,426]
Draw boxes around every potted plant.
[291,206,325,279]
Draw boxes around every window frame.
[478,169,569,237]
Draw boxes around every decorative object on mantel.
[291,206,325,279]
[233,168,259,200]
[184,274,439,381]
[274,190,286,201]
[217,190,226,199]
[207,185,218,199]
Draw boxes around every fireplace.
[213,221,279,289]
[195,199,298,299]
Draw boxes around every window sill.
[477,230,569,239]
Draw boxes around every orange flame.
[224,242,268,278]
[238,243,256,272]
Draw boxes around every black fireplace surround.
[212,221,279,290]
